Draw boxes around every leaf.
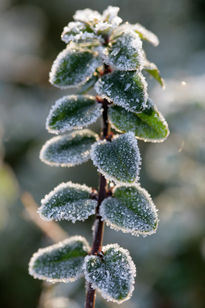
[39,182,97,222]
[143,59,165,88]
[108,98,169,142]
[100,184,158,236]
[29,236,90,283]
[40,129,98,167]
[132,23,159,46]
[104,29,144,70]
[90,132,141,184]
[61,21,96,44]
[46,95,102,134]
[95,70,148,113]
[49,44,102,89]
[77,74,99,94]
[83,244,136,303]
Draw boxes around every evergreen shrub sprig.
[29,6,169,308]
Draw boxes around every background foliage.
[0,0,205,308]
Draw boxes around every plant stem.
[85,99,110,308]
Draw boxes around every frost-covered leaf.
[49,44,102,89]
[46,95,102,134]
[29,236,90,283]
[95,70,148,113]
[108,98,169,142]
[132,23,159,46]
[143,60,165,88]
[73,9,102,24]
[100,184,158,236]
[90,132,141,184]
[103,29,143,70]
[61,21,96,44]
[77,74,99,94]
[39,182,97,222]
[40,129,98,167]
[83,244,136,303]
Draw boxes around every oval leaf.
[143,60,165,88]
[95,70,148,113]
[132,23,159,46]
[108,98,169,142]
[77,74,99,94]
[29,236,90,283]
[39,182,97,222]
[83,244,136,303]
[90,132,141,184]
[46,95,102,134]
[40,129,98,167]
[100,184,158,236]
[49,44,102,89]
[61,21,96,44]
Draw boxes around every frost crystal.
[132,23,159,46]
[95,70,148,113]
[73,9,102,24]
[40,129,98,167]
[83,243,136,303]
[100,184,159,236]
[61,21,97,44]
[46,95,102,134]
[49,44,102,89]
[29,236,90,283]
[90,132,141,184]
[39,182,97,223]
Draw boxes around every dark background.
[0,1,205,308]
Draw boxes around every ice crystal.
[29,236,90,283]
[83,243,136,303]
[39,182,97,223]
[90,132,141,184]
[40,129,98,167]
[143,59,165,89]
[95,70,148,113]
[73,9,102,24]
[49,44,102,89]
[100,184,159,236]
[132,23,159,46]
[108,98,169,142]
[46,95,102,134]
[61,21,97,44]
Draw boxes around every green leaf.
[132,23,159,46]
[40,129,98,167]
[77,74,99,94]
[46,95,102,134]
[143,59,165,88]
[29,236,90,283]
[104,29,144,70]
[95,70,148,113]
[90,132,141,184]
[39,182,97,222]
[108,98,169,142]
[83,244,136,303]
[100,184,158,236]
[49,44,102,89]
[61,21,95,44]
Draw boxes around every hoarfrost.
[29,236,90,283]
[46,95,102,134]
[132,23,159,46]
[90,132,141,184]
[143,59,165,89]
[100,184,159,236]
[83,243,136,303]
[40,129,98,167]
[61,21,97,44]
[39,182,97,222]
[73,9,102,24]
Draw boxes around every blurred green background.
[0,0,205,307]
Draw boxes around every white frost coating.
[61,21,97,43]
[143,60,165,89]
[40,129,98,167]
[132,23,159,46]
[39,181,97,223]
[29,236,90,283]
[46,95,102,134]
[83,243,136,303]
[100,184,159,237]
[90,132,141,185]
[73,9,102,24]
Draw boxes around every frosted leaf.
[39,182,97,222]
[83,243,136,303]
[40,129,98,167]
[77,74,99,94]
[73,9,101,24]
[108,98,169,142]
[46,95,102,134]
[143,59,165,89]
[100,184,159,236]
[29,236,90,283]
[102,6,120,23]
[90,132,141,184]
[132,23,159,47]
[49,44,102,89]
[61,21,96,44]
[95,70,148,113]
[104,29,144,71]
